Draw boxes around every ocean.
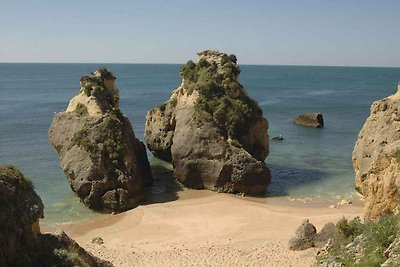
[1,63,399,225]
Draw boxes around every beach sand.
[47,187,363,267]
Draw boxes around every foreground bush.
[316,215,400,266]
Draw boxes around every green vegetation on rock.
[52,249,88,267]
[179,52,262,139]
[69,129,93,151]
[68,112,125,167]
[158,96,177,113]
[317,215,400,266]
[91,84,119,108]
[99,113,125,166]
[0,164,33,190]
[74,103,88,116]
[97,67,115,80]
[336,217,365,243]
[81,67,119,108]
[83,85,92,97]
[158,103,167,112]
[170,96,178,107]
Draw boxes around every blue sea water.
[1,63,399,225]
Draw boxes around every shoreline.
[44,189,363,266]
[42,188,363,231]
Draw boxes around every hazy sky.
[1,0,399,66]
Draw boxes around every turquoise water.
[1,63,399,224]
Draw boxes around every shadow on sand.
[142,160,183,206]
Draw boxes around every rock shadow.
[266,163,331,197]
[142,161,183,205]
[142,160,331,203]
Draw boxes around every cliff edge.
[353,84,400,220]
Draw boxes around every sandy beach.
[47,188,363,267]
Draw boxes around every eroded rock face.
[288,219,317,250]
[289,220,340,251]
[382,237,400,267]
[0,164,112,267]
[352,84,400,220]
[0,164,44,266]
[49,68,152,211]
[145,51,270,194]
[293,113,324,128]
[314,222,340,248]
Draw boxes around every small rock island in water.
[49,68,152,212]
[293,113,324,128]
[145,50,270,194]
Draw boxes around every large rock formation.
[145,50,270,194]
[49,68,152,211]
[353,84,400,220]
[0,164,112,266]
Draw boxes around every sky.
[1,0,399,67]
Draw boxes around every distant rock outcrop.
[352,84,400,220]
[0,164,112,267]
[272,135,284,141]
[293,113,324,128]
[145,50,270,194]
[49,68,152,212]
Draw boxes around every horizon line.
[0,62,399,69]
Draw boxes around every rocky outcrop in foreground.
[352,84,400,220]
[145,50,270,194]
[288,220,339,251]
[315,216,400,267]
[0,164,112,267]
[293,113,324,128]
[49,68,152,211]
[289,216,400,266]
